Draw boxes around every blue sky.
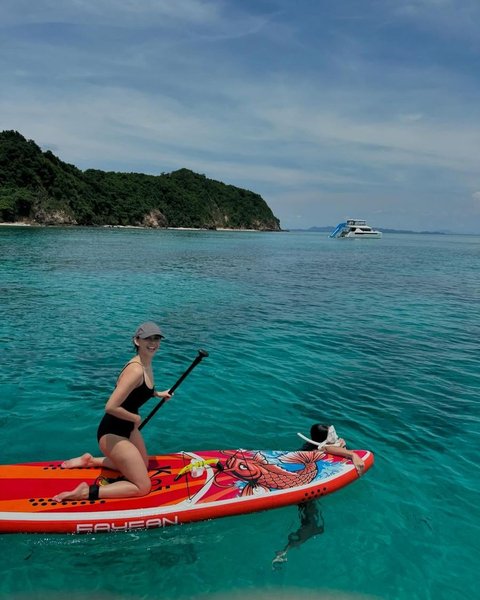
[1,0,479,232]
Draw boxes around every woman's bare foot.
[60,453,94,469]
[52,482,90,502]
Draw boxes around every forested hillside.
[0,131,280,230]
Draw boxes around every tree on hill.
[0,130,281,230]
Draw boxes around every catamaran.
[330,219,382,239]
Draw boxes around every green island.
[0,130,280,231]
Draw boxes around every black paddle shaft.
[139,349,209,431]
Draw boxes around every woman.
[52,322,172,502]
[272,423,365,569]
[299,423,365,475]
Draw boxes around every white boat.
[330,219,382,239]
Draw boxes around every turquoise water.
[0,227,478,600]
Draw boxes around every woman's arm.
[104,363,144,424]
[324,445,365,476]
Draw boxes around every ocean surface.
[0,226,478,600]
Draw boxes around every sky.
[1,0,479,233]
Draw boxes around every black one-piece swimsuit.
[96,369,154,441]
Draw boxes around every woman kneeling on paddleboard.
[53,322,172,502]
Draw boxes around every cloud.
[0,0,271,42]
[0,0,220,27]
[387,0,480,53]
[398,113,424,123]
[3,71,477,184]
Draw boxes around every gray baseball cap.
[134,321,165,339]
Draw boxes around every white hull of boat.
[341,231,382,239]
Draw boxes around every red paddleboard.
[0,448,373,534]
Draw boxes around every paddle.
[139,349,209,430]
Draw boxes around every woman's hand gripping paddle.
[139,349,209,430]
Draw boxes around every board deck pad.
[0,448,373,533]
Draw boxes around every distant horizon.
[1,221,478,236]
[288,225,480,236]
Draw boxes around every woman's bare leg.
[52,435,151,501]
[60,454,117,470]
[60,429,149,470]
[53,482,90,502]
[129,428,149,468]
[95,437,151,498]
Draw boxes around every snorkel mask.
[325,425,340,445]
[297,425,341,448]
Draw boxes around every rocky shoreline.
[0,221,280,232]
